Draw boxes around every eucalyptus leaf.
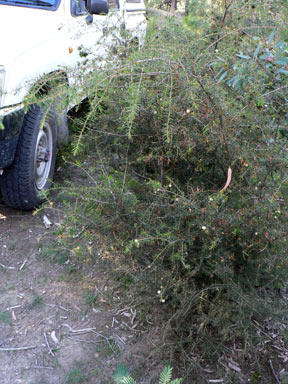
[253,44,261,59]
[277,67,288,74]
[236,54,251,60]
[217,71,228,83]
[275,58,288,66]
[268,30,276,43]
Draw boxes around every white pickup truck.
[0,0,146,210]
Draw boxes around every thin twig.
[59,305,71,312]
[0,346,36,351]
[66,336,105,344]
[72,226,86,239]
[19,259,27,271]
[6,304,22,311]
[113,333,126,345]
[252,320,274,341]
[214,0,235,51]
[91,330,110,340]
[44,332,55,357]
[115,306,136,316]
[269,359,281,384]
[0,263,15,270]
[70,327,97,334]
[122,321,142,332]
[131,309,137,325]
[262,85,288,97]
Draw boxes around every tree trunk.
[185,0,190,15]
[170,0,177,12]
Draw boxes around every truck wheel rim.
[34,122,53,191]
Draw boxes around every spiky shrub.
[53,0,287,380]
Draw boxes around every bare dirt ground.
[0,197,154,384]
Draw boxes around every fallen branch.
[0,346,36,351]
[19,259,27,271]
[269,359,281,384]
[44,332,55,357]
[66,336,106,344]
[6,304,22,311]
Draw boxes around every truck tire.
[0,105,57,210]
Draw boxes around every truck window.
[0,0,60,10]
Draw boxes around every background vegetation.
[41,0,288,382]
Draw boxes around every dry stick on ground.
[65,329,111,342]
[66,336,107,344]
[70,327,97,334]
[0,346,36,351]
[44,332,55,357]
[269,359,281,384]
[19,259,27,271]
[6,304,22,311]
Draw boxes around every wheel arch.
[26,70,70,146]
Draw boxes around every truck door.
[123,0,146,47]
[68,0,123,72]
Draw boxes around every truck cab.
[0,0,146,210]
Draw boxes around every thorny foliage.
[42,0,287,381]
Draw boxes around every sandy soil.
[0,199,151,384]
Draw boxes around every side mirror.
[86,0,109,14]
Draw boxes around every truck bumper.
[0,105,24,168]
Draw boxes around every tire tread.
[0,105,57,210]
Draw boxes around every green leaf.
[228,75,241,89]
[275,44,288,56]
[259,53,273,60]
[275,58,288,66]
[112,365,137,384]
[274,41,286,48]
[277,67,288,74]
[113,365,130,383]
[217,71,228,83]
[268,30,276,43]
[235,54,251,60]
[159,366,173,384]
[170,380,183,384]
[121,377,137,384]
[215,56,225,62]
